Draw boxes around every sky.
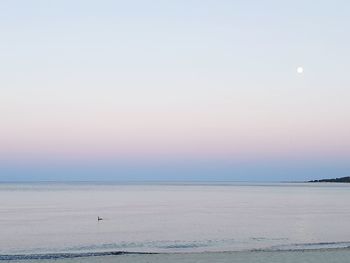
[0,0,349,181]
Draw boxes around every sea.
[1,182,350,262]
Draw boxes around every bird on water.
[97,216,103,221]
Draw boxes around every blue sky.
[0,0,349,181]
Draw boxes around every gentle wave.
[4,239,237,255]
[259,241,350,252]
[2,241,350,261]
[0,251,156,261]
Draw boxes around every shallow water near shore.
[3,250,350,263]
[1,182,350,261]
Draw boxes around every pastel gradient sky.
[1,0,349,181]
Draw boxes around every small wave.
[3,241,350,260]
[159,242,209,249]
[258,241,350,252]
[0,251,156,261]
[62,239,222,252]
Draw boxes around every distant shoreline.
[1,180,349,185]
[309,176,350,183]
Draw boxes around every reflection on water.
[1,182,350,254]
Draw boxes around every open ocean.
[1,182,350,262]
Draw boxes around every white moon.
[297,66,304,74]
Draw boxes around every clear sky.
[1,0,349,181]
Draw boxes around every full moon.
[297,66,304,74]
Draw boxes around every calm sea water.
[1,182,350,261]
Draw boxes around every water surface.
[1,182,350,255]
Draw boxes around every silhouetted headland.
[309,176,350,183]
